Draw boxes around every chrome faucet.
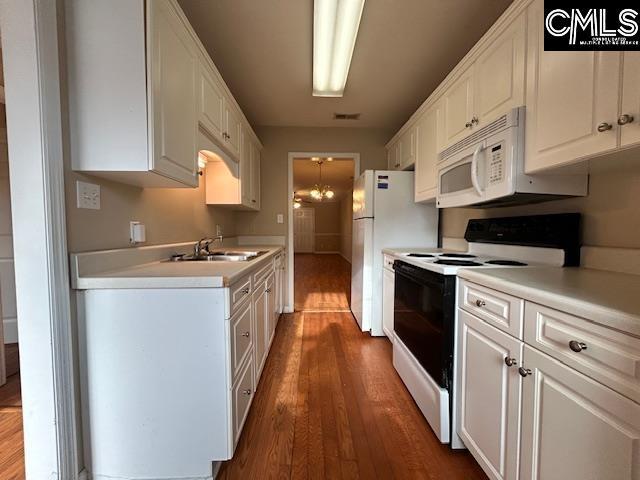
[193,234,224,256]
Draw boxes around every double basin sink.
[169,249,268,262]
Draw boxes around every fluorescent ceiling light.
[313,0,365,97]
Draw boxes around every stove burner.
[439,253,476,258]
[485,260,528,266]
[435,259,483,266]
[406,253,435,258]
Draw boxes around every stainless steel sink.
[169,250,268,262]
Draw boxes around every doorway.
[289,154,359,312]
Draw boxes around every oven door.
[437,141,486,208]
[393,261,454,389]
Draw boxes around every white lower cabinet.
[519,345,640,480]
[458,310,522,480]
[457,278,640,480]
[231,353,254,446]
[382,265,395,341]
[252,283,267,383]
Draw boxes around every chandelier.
[308,159,334,201]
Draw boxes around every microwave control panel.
[488,143,504,185]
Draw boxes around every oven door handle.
[471,142,484,196]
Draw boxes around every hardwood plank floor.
[294,254,351,312]
[0,344,24,479]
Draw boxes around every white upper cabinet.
[66,0,260,189]
[474,13,526,126]
[414,100,443,202]
[524,0,621,173]
[519,344,640,480]
[443,67,475,147]
[399,126,417,170]
[620,52,640,148]
[199,64,226,145]
[149,0,199,186]
[240,131,252,206]
[250,142,261,209]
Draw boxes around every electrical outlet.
[76,181,100,210]
[277,214,284,224]
[216,224,223,236]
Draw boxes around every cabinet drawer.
[232,356,254,446]
[524,302,640,403]
[458,280,523,338]
[383,254,395,271]
[229,275,252,316]
[253,261,273,286]
[230,302,253,381]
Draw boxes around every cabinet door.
[520,344,640,480]
[225,104,242,159]
[198,63,226,144]
[620,52,640,147]
[524,0,620,173]
[240,131,252,207]
[457,310,522,480]
[474,12,526,126]
[148,0,199,187]
[250,143,261,210]
[443,66,475,147]
[252,287,267,384]
[266,273,276,345]
[387,141,402,170]
[382,268,394,341]
[399,126,416,170]
[414,102,443,202]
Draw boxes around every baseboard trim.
[312,251,341,254]
[78,469,89,480]
[339,252,352,264]
[3,318,17,344]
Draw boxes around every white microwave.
[436,107,588,208]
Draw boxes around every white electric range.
[389,213,582,448]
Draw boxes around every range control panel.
[488,143,504,185]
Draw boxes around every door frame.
[0,1,82,478]
[286,152,360,313]
[293,207,315,253]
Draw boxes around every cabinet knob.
[242,331,250,338]
[465,121,473,128]
[618,114,634,125]
[569,340,587,352]
[597,122,613,132]
[518,367,532,378]
[475,299,486,307]
[242,288,250,294]
[243,389,252,396]
[504,357,517,367]
[265,288,271,293]
[471,116,479,126]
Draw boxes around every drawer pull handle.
[242,332,250,338]
[569,340,587,352]
[475,299,486,307]
[243,389,252,396]
[504,357,517,367]
[518,367,532,378]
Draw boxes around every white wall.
[339,194,352,262]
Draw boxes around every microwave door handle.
[471,143,484,196]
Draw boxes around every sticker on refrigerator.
[377,175,389,189]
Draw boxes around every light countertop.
[72,245,284,289]
[458,267,640,337]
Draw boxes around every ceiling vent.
[334,112,361,120]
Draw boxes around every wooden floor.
[294,253,351,312]
[219,255,486,480]
[0,344,24,479]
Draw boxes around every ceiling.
[293,157,355,202]
[178,0,513,132]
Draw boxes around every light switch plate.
[277,214,284,224]
[77,181,100,209]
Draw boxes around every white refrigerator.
[350,170,438,336]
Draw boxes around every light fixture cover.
[313,0,366,97]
